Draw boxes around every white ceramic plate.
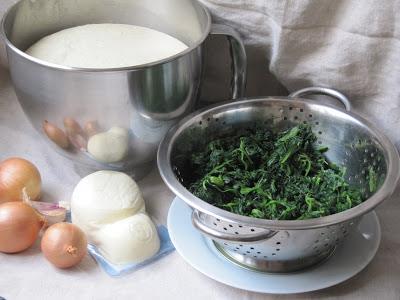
[168,198,381,294]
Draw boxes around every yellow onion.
[0,202,45,253]
[0,157,41,204]
[41,222,87,269]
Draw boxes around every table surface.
[0,67,399,300]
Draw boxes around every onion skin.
[0,157,42,204]
[41,223,87,269]
[0,202,44,253]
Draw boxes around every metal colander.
[158,87,400,272]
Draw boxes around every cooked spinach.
[188,124,365,220]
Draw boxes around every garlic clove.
[68,133,88,151]
[84,120,100,137]
[63,117,85,137]
[58,201,70,211]
[29,201,67,227]
[43,120,70,149]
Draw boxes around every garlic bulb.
[94,213,160,264]
[71,171,145,241]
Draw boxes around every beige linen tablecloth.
[1,0,400,299]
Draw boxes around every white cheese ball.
[94,213,160,265]
[71,170,145,241]
[87,127,129,163]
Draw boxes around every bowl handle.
[289,87,352,111]
[191,209,276,242]
[210,24,247,100]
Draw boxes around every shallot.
[41,222,87,268]
[43,120,69,149]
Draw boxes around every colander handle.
[210,24,247,99]
[289,87,352,111]
[192,210,277,242]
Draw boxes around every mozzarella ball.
[71,171,145,241]
[87,127,129,163]
[94,213,160,264]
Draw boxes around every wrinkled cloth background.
[1,1,400,300]
[200,0,400,147]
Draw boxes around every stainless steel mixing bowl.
[1,0,246,179]
[158,87,400,272]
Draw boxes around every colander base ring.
[214,241,336,273]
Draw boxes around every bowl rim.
[157,96,400,230]
[0,0,211,72]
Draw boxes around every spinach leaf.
[187,124,365,220]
